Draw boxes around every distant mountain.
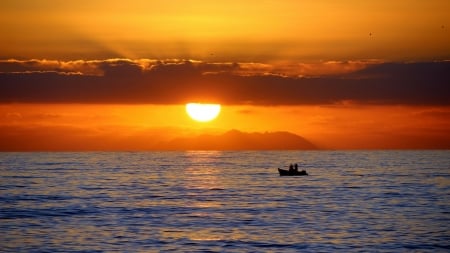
[160,129,318,150]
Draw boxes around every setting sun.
[0,0,449,151]
[186,103,221,122]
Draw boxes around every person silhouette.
[289,164,294,172]
[294,163,299,172]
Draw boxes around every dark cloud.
[98,60,143,77]
[0,59,449,105]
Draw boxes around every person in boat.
[289,164,294,172]
[294,163,299,172]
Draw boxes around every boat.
[278,168,308,176]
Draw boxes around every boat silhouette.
[278,168,308,176]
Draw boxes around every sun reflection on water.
[1,151,449,252]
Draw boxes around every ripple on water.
[0,151,449,252]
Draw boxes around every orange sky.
[1,104,449,150]
[0,0,449,150]
[1,0,449,60]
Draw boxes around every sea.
[1,151,449,252]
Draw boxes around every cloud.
[0,59,449,105]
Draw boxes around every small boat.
[278,168,308,176]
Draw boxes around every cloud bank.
[0,59,449,105]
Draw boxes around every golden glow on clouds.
[1,59,377,77]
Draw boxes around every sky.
[0,0,449,150]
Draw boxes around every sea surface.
[1,151,449,252]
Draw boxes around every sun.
[186,103,221,122]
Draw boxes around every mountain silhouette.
[161,129,317,150]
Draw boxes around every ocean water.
[1,151,449,252]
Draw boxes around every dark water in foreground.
[1,151,449,252]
